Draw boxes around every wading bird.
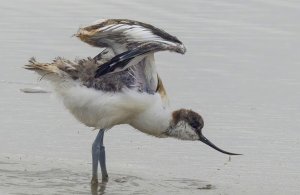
[25,19,240,184]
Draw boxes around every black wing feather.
[95,43,162,78]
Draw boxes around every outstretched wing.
[76,19,186,97]
[75,19,186,78]
[76,19,186,55]
[95,43,164,77]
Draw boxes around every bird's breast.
[56,84,157,129]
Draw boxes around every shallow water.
[1,0,300,194]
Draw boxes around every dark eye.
[190,121,199,129]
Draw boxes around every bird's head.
[168,109,241,155]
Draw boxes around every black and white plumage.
[76,19,186,54]
[76,19,186,77]
[25,19,240,184]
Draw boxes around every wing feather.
[76,19,186,55]
[156,75,169,107]
[95,43,163,77]
[76,19,186,96]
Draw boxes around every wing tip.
[177,44,187,54]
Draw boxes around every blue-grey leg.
[91,129,108,184]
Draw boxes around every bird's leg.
[91,130,101,184]
[98,129,108,182]
[91,129,108,184]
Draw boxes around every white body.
[54,80,172,137]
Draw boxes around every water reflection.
[91,182,107,195]
[0,157,215,194]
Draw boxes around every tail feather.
[24,57,78,82]
[25,57,60,74]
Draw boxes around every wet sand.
[1,0,300,194]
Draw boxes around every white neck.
[130,103,200,141]
[130,101,172,138]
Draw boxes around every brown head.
[170,109,241,155]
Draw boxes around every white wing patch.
[97,24,177,46]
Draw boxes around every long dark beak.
[199,135,242,155]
